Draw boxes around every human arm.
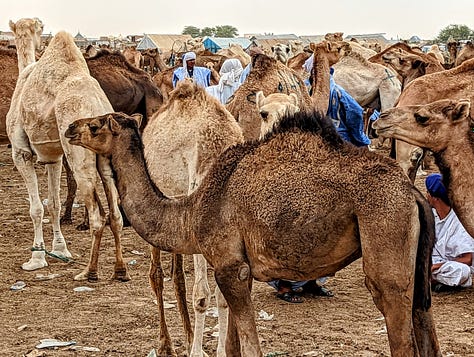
[431,252,473,272]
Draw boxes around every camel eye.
[414,113,429,124]
[89,123,101,134]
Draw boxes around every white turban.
[182,51,197,77]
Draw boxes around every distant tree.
[200,27,215,37]
[435,24,474,42]
[214,25,238,38]
[182,26,201,38]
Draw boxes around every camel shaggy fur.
[7,31,128,282]
[373,98,474,238]
[142,80,243,356]
[66,109,440,357]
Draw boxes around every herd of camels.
[2,16,474,356]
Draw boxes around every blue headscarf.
[426,173,450,204]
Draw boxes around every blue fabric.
[369,109,380,121]
[426,173,449,203]
[327,72,371,147]
[172,66,211,88]
[239,63,251,84]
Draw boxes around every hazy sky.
[2,0,473,41]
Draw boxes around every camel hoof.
[22,254,48,271]
[74,270,98,282]
[51,244,72,259]
[112,269,131,282]
[157,346,178,357]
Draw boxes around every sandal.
[302,281,334,297]
[276,291,304,303]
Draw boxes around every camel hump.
[46,31,84,65]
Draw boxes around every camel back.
[226,54,312,141]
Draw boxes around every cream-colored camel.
[66,109,441,357]
[427,44,445,65]
[216,44,251,68]
[373,98,474,237]
[271,43,292,65]
[7,31,128,281]
[142,80,243,357]
[455,41,474,67]
[385,58,474,182]
[9,17,43,72]
[255,92,299,139]
[332,51,401,111]
[122,46,143,69]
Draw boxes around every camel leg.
[214,261,262,357]
[149,247,177,357]
[11,146,48,270]
[97,155,129,281]
[395,140,425,183]
[215,285,229,357]
[171,254,193,353]
[60,156,76,225]
[190,254,211,357]
[46,161,71,259]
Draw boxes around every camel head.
[324,32,344,42]
[256,91,300,139]
[9,17,44,50]
[382,49,429,81]
[373,99,471,152]
[271,43,291,65]
[65,112,143,155]
[309,40,351,66]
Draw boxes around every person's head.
[425,173,450,206]
[183,51,196,71]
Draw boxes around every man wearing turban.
[172,51,211,88]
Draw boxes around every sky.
[1,0,473,41]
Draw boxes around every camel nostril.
[260,111,268,120]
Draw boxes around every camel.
[384,58,474,182]
[271,43,292,65]
[122,46,143,69]
[65,108,441,357]
[288,39,305,56]
[7,31,128,283]
[369,42,445,88]
[427,45,445,65]
[61,48,164,226]
[455,41,474,67]
[255,92,299,139]
[216,44,251,68]
[8,17,43,72]
[373,98,474,238]
[226,53,312,141]
[0,49,18,144]
[332,50,402,111]
[287,51,311,76]
[142,79,243,356]
[141,48,169,75]
[446,39,459,68]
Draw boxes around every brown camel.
[373,98,474,238]
[66,109,440,357]
[142,79,243,356]
[122,46,143,68]
[455,41,474,67]
[385,58,474,182]
[0,48,18,144]
[7,31,128,283]
[216,44,251,68]
[369,42,445,88]
[141,48,169,75]
[226,53,312,141]
[446,39,459,68]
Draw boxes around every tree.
[435,24,474,42]
[214,25,238,38]
[200,27,215,37]
[182,26,201,38]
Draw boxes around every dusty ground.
[0,143,473,357]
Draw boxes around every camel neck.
[111,131,198,255]
[311,54,331,114]
[15,36,36,72]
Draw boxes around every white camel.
[7,30,128,281]
[9,17,43,72]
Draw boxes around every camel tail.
[412,187,435,312]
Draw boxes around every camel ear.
[452,99,471,121]
[9,20,15,32]
[309,42,316,51]
[130,113,143,129]
[289,93,298,107]
[108,114,122,135]
[256,91,265,110]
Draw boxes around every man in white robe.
[172,51,211,88]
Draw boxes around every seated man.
[425,173,474,292]
[172,51,211,88]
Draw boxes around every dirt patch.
[0,144,473,356]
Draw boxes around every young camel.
[142,80,244,356]
[255,92,299,139]
[7,31,128,281]
[8,17,43,72]
[66,110,440,357]
[373,98,474,238]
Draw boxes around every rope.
[30,246,85,265]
